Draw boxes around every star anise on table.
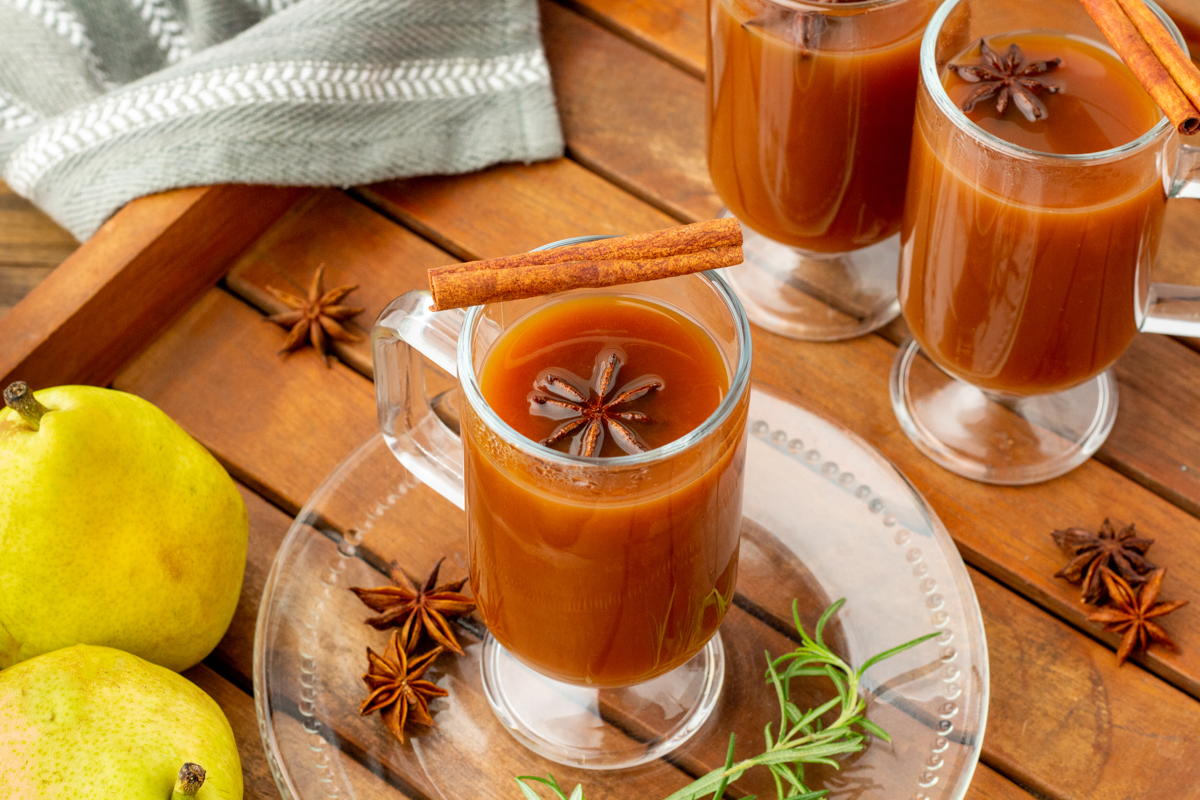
[953,39,1061,122]
[265,263,363,368]
[359,630,448,743]
[1086,569,1188,665]
[350,558,476,655]
[1052,519,1156,605]
[530,349,663,458]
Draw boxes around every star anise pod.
[359,630,448,742]
[350,558,476,655]
[1087,569,1188,665]
[954,39,1061,122]
[530,349,663,457]
[743,7,827,56]
[265,263,363,368]
[1052,519,1156,605]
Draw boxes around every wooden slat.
[224,189,456,379]
[972,569,1200,799]
[541,0,718,223]
[0,266,54,319]
[554,0,705,78]
[113,193,1199,800]
[358,159,676,260]
[0,180,76,269]
[0,184,309,390]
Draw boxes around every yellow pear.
[0,644,242,799]
[0,383,247,671]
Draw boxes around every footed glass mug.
[891,0,1200,485]
[707,0,941,340]
[372,242,752,768]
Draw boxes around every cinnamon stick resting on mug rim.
[1078,0,1200,135]
[427,218,744,311]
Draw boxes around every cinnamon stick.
[430,218,742,276]
[427,219,745,311]
[1079,0,1200,135]
[1114,0,1200,112]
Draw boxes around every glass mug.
[707,0,941,340]
[372,239,752,768]
[891,0,1200,484]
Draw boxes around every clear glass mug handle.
[371,290,467,509]
[1146,143,1200,335]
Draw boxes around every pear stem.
[3,382,49,431]
[170,763,206,799]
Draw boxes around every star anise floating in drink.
[350,558,476,655]
[359,630,448,743]
[265,263,363,368]
[1086,569,1188,666]
[954,39,1061,122]
[529,350,663,457]
[1052,518,1156,605]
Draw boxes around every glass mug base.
[889,339,1119,485]
[480,631,725,769]
[718,211,901,341]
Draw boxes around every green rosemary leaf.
[784,790,829,800]
[708,734,739,800]
[813,598,845,648]
[516,780,544,800]
[792,694,842,732]
[856,631,939,678]
[856,717,891,742]
[516,777,560,800]
[822,664,847,699]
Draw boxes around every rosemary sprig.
[516,598,937,800]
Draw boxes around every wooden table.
[4,1,1200,798]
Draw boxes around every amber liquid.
[707,0,934,253]
[466,295,746,686]
[900,32,1165,394]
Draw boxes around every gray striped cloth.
[0,0,564,239]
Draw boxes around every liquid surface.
[479,295,729,458]
[707,0,934,252]
[943,32,1161,154]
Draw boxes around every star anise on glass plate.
[265,263,363,368]
[953,39,1061,122]
[1052,519,1156,605]
[1086,569,1188,665]
[359,630,448,742]
[529,349,664,457]
[350,559,476,655]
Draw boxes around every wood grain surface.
[0,180,76,318]
[3,1,1200,799]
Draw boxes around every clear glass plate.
[254,385,988,800]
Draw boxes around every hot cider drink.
[465,293,748,687]
[889,0,1200,485]
[900,32,1164,394]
